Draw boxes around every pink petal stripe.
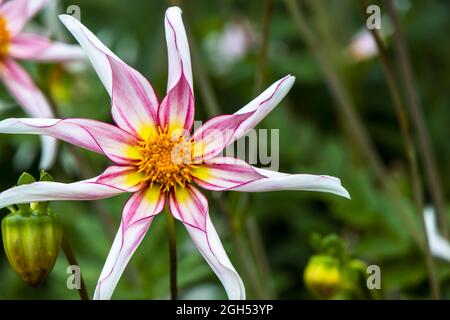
[94,186,165,300]
[58,15,159,138]
[158,74,194,137]
[169,184,206,231]
[231,167,351,199]
[0,118,140,165]
[231,75,295,140]
[59,14,119,96]
[108,56,158,140]
[121,185,165,230]
[0,0,48,36]
[178,195,245,300]
[191,112,253,162]
[192,157,265,191]
[9,33,85,61]
[0,174,127,209]
[190,76,294,161]
[164,7,193,93]
[95,166,146,192]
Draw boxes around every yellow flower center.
[137,127,194,192]
[0,16,10,57]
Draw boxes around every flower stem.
[213,194,267,299]
[61,232,89,300]
[254,0,273,94]
[386,0,449,240]
[284,0,422,245]
[183,5,276,298]
[166,211,178,300]
[358,0,441,300]
[246,216,275,298]
[188,28,221,117]
[250,0,276,297]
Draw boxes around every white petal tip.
[286,74,296,82]
[340,188,351,199]
[58,14,81,31]
[326,188,350,199]
[280,75,295,91]
[331,181,351,199]
[320,175,350,199]
[167,6,183,15]
[58,14,71,22]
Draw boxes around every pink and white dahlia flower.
[0,7,349,299]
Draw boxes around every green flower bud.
[1,171,62,287]
[304,255,342,299]
[2,211,62,286]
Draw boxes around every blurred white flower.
[347,0,412,62]
[347,29,378,62]
[204,18,257,73]
[424,206,450,262]
[347,14,397,62]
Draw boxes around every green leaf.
[6,206,17,213]
[15,173,36,213]
[17,172,36,186]
[322,234,345,258]
[310,233,323,253]
[39,171,54,182]
[35,171,54,213]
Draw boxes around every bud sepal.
[1,171,62,287]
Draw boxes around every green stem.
[254,0,273,94]
[386,0,449,241]
[284,0,422,245]
[166,211,178,300]
[213,194,266,299]
[61,232,89,300]
[183,6,276,298]
[246,0,276,298]
[246,216,275,298]
[359,0,440,300]
[188,29,221,117]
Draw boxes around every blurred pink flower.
[0,0,84,169]
[0,7,349,299]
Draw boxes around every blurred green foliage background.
[0,0,450,299]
